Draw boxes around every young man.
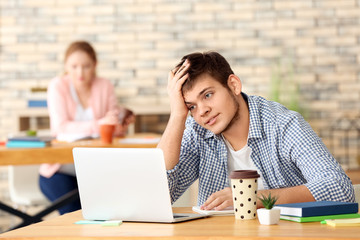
[157,52,355,211]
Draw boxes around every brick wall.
[1,2,360,162]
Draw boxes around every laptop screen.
[73,147,176,222]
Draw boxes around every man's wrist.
[169,112,188,123]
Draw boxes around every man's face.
[183,74,239,135]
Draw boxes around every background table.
[0,133,160,165]
[1,207,359,239]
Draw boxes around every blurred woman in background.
[39,41,134,214]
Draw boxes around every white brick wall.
[0,1,360,229]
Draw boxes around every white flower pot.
[257,208,281,225]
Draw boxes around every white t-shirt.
[58,82,95,176]
[222,135,265,190]
[69,81,94,122]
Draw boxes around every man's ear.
[227,74,242,95]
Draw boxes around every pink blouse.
[47,75,120,136]
[39,75,121,178]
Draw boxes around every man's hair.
[176,51,234,93]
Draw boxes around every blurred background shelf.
[15,105,170,135]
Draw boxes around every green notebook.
[280,213,360,223]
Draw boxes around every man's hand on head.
[167,59,190,119]
[158,59,192,171]
[200,187,233,211]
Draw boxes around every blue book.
[8,136,54,142]
[273,201,358,217]
[6,140,47,148]
[27,100,47,107]
[8,136,53,142]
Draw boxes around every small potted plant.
[257,193,280,225]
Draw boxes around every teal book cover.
[6,141,47,148]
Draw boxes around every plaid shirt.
[167,94,355,205]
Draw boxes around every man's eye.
[205,92,213,98]
[189,105,196,111]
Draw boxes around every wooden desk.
[0,133,160,166]
[1,207,359,239]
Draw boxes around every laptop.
[72,147,208,223]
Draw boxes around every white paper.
[56,133,99,142]
[119,137,161,144]
[192,206,234,216]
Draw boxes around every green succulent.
[26,130,37,136]
[258,193,278,210]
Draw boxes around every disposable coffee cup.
[230,170,260,220]
[100,124,115,144]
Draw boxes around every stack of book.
[6,136,53,148]
[27,87,47,108]
[273,201,359,223]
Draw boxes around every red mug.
[100,124,115,144]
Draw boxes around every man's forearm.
[157,115,187,170]
[257,185,315,208]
